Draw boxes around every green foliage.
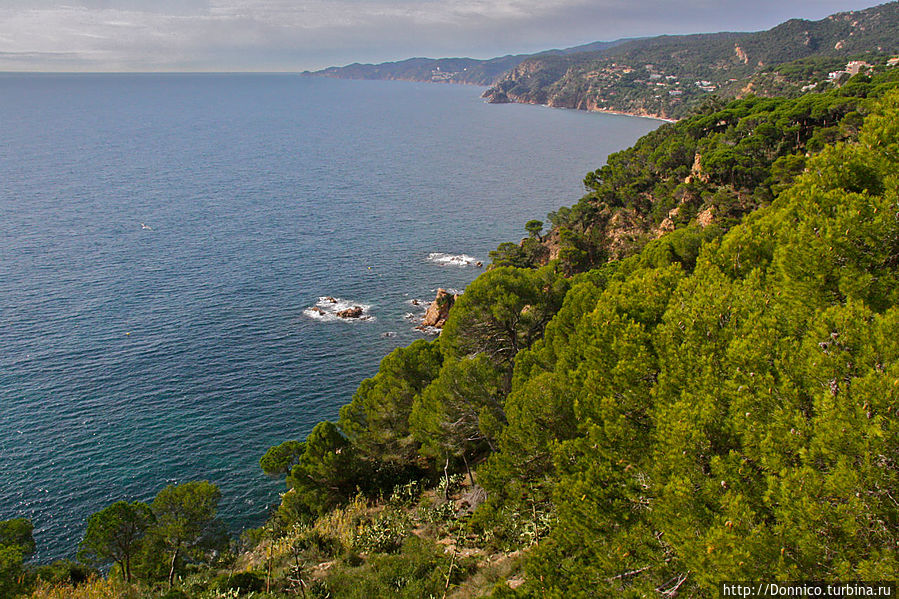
[0,544,27,598]
[489,242,530,268]
[640,224,722,270]
[352,509,412,554]
[337,339,441,489]
[31,560,95,587]
[441,265,569,371]
[525,220,544,238]
[132,529,170,584]
[78,500,154,583]
[150,480,227,587]
[259,440,305,477]
[321,536,473,599]
[0,518,35,557]
[388,480,423,507]
[523,71,899,276]
[284,422,360,517]
[211,571,264,594]
[433,474,464,502]
[0,518,35,598]
[410,353,506,463]
[495,88,899,596]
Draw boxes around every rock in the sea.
[310,306,327,315]
[324,296,337,303]
[337,306,364,319]
[420,288,458,328]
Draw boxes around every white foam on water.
[303,296,375,322]
[427,252,479,267]
[431,287,463,296]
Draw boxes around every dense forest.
[4,70,899,599]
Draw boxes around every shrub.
[212,571,264,594]
[324,536,473,599]
[353,509,411,554]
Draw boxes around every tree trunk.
[462,453,475,487]
[443,456,451,501]
[115,559,128,584]
[266,541,273,594]
[168,546,180,589]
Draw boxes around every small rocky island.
[336,306,364,319]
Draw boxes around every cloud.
[0,0,883,71]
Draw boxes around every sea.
[0,73,660,561]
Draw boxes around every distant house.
[845,60,872,75]
[829,61,872,82]
[888,57,899,67]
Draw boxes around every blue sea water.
[0,73,660,561]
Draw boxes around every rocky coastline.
[482,87,677,122]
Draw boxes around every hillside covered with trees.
[5,65,899,599]
[307,40,632,86]
[311,1,899,120]
[483,1,899,118]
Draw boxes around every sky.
[0,0,887,72]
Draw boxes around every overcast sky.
[0,0,886,72]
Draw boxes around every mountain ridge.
[310,1,899,119]
[305,39,635,86]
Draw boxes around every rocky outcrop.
[684,153,710,184]
[420,289,459,328]
[697,206,716,228]
[337,306,364,319]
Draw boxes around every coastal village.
[488,53,899,119]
